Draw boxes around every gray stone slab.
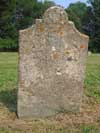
[18,6,89,118]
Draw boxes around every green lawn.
[85,54,100,101]
[0,52,100,132]
[0,53,18,112]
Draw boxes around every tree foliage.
[0,0,55,51]
[66,1,100,53]
[0,0,17,39]
[0,0,18,51]
[16,0,55,30]
[0,0,100,52]
[66,2,87,32]
[84,0,100,52]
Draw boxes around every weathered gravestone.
[18,6,89,118]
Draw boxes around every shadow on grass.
[0,89,17,113]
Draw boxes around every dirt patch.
[0,97,100,131]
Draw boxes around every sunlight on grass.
[84,54,100,100]
[0,53,100,132]
[0,53,18,112]
[0,53,100,102]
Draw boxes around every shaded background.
[0,0,100,53]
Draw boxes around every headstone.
[18,6,89,118]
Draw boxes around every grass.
[0,53,18,112]
[84,54,100,101]
[0,52,100,132]
[0,124,99,133]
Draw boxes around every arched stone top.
[43,6,68,24]
[20,6,89,41]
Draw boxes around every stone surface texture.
[18,6,89,118]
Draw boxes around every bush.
[0,38,18,51]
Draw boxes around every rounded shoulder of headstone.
[69,21,89,41]
[80,33,89,41]
[43,6,68,23]
[19,25,35,35]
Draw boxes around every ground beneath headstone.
[0,97,100,132]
